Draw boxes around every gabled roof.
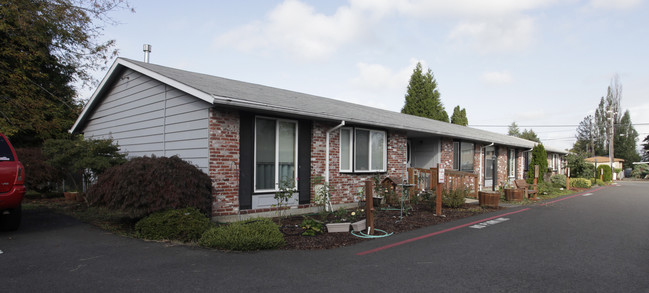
[71,57,567,153]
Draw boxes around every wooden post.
[473,175,478,198]
[566,167,570,189]
[436,168,445,216]
[365,180,374,235]
[533,165,539,200]
[600,168,604,181]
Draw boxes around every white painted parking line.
[582,193,593,197]
[469,217,510,229]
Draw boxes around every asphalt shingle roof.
[77,58,567,153]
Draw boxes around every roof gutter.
[325,120,345,211]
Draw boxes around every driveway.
[2,181,648,292]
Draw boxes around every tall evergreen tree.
[507,122,521,136]
[574,115,596,156]
[520,129,541,143]
[401,62,449,122]
[450,106,468,126]
[642,135,649,161]
[528,144,548,182]
[614,110,640,168]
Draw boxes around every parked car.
[0,133,25,230]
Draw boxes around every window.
[254,117,297,192]
[552,154,559,171]
[453,141,474,173]
[0,136,15,161]
[340,128,353,172]
[460,142,474,172]
[508,149,516,178]
[340,127,386,172]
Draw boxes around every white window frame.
[253,116,299,193]
[339,127,387,173]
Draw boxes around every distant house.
[71,58,567,222]
[585,156,624,170]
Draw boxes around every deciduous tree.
[0,0,132,146]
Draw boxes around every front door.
[484,146,495,190]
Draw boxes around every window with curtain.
[254,117,297,192]
[339,127,386,173]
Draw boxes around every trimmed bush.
[550,174,567,188]
[596,165,612,182]
[135,208,213,242]
[570,178,592,189]
[433,188,466,208]
[86,156,213,219]
[199,219,285,251]
[595,179,606,186]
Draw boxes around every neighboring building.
[585,156,625,170]
[71,58,567,222]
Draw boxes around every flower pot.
[326,222,351,233]
[351,219,367,232]
[478,191,500,208]
[64,192,78,201]
[504,189,523,202]
[372,197,382,207]
[75,192,85,202]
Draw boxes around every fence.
[407,167,479,198]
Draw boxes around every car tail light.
[16,165,24,184]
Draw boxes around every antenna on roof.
[143,44,152,63]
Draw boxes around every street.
[2,181,648,292]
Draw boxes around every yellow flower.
[351,212,356,216]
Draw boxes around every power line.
[470,123,649,128]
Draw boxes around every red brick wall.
[517,151,525,179]
[496,147,508,188]
[311,122,407,205]
[208,108,240,217]
[439,138,454,170]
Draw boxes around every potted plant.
[503,180,523,202]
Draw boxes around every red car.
[0,133,25,230]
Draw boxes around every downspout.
[325,121,345,211]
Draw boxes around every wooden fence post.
[365,180,374,235]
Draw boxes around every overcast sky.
[88,0,649,152]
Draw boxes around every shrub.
[570,178,592,189]
[199,219,285,251]
[135,207,213,242]
[86,156,213,219]
[596,165,612,182]
[43,137,127,191]
[536,181,554,195]
[433,188,466,208]
[632,164,649,178]
[595,179,606,186]
[15,147,62,192]
[550,174,567,188]
[527,144,548,183]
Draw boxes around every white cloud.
[481,71,513,85]
[352,0,557,18]
[448,16,536,53]
[214,0,370,60]
[214,0,557,59]
[588,0,643,10]
[352,59,422,91]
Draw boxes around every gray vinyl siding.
[82,69,211,172]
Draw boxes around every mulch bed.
[277,202,502,250]
[25,197,503,250]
